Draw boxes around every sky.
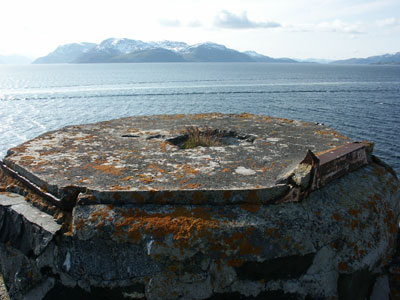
[1,0,400,60]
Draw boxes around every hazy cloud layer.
[316,20,363,34]
[376,17,400,27]
[287,19,364,35]
[187,20,202,28]
[158,19,181,27]
[214,10,281,29]
[158,18,202,28]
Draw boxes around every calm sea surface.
[1,63,399,173]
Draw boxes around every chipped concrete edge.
[1,142,371,209]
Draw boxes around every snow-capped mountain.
[33,38,299,64]
[33,42,96,64]
[152,41,189,52]
[96,38,153,54]
[183,42,227,52]
[181,42,253,62]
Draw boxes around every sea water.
[1,63,399,173]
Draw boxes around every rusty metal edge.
[279,142,369,204]
[0,159,70,211]
[311,142,368,191]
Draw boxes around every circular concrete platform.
[3,113,352,207]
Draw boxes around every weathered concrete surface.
[2,113,353,207]
[0,113,399,300]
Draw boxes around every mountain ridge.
[32,38,400,65]
[33,38,297,64]
[332,52,400,65]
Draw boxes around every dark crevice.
[146,134,165,140]
[43,282,145,300]
[207,291,314,300]
[337,269,377,300]
[236,253,315,281]
[121,134,139,138]
[166,128,255,149]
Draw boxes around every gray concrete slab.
[2,113,352,206]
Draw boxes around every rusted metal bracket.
[313,142,368,189]
[0,160,73,211]
[279,142,368,203]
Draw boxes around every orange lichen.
[114,207,220,246]
[315,130,349,140]
[20,155,35,161]
[183,165,199,175]
[160,142,168,152]
[183,183,201,189]
[91,164,125,176]
[75,219,84,230]
[148,164,166,174]
[159,114,185,120]
[90,208,111,221]
[236,112,256,119]
[77,177,89,183]
[33,160,49,167]
[138,174,154,184]
[109,185,130,191]
[119,176,133,182]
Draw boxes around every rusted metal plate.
[317,142,367,166]
[279,142,369,203]
[315,142,368,188]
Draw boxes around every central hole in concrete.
[166,126,255,149]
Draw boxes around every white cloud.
[214,10,281,29]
